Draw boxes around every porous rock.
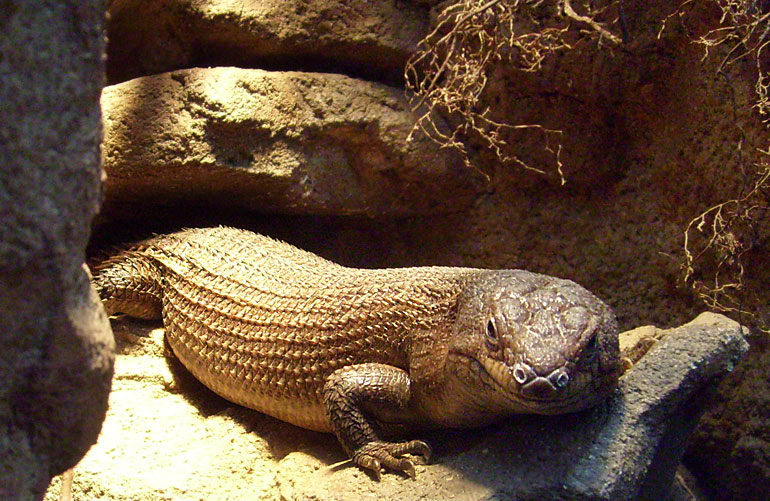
[46,313,746,500]
[100,67,474,219]
[0,1,115,498]
[106,0,430,84]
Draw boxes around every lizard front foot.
[323,364,432,479]
[352,440,432,480]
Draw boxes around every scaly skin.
[93,226,621,478]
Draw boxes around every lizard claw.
[352,440,432,479]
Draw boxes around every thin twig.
[561,0,622,44]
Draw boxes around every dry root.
[675,0,770,333]
[683,164,769,332]
[405,0,622,181]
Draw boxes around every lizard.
[92,226,622,479]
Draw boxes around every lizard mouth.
[478,355,617,414]
[480,356,575,403]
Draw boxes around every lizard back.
[94,227,473,431]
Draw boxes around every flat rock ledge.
[106,0,430,84]
[100,67,475,219]
[46,312,747,500]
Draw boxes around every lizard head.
[450,270,621,415]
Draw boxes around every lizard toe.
[404,439,432,464]
[352,452,383,480]
[352,440,430,478]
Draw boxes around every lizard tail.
[92,250,163,320]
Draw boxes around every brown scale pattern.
[97,227,472,431]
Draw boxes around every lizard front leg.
[322,363,432,479]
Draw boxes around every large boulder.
[106,0,430,84]
[0,1,115,498]
[100,67,475,219]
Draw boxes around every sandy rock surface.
[100,67,474,220]
[46,313,746,500]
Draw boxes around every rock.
[100,67,475,219]
[46,313,746,500]
[684,343,770,500]
[0,1,115,499]
[619,324,663,364]
[106,0,430,84]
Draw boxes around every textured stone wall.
[0,1,114,498]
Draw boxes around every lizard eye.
[486,317,499,348]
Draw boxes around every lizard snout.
[514,362,570,399]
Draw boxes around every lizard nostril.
[549,369,570,389]
[513,363,532,385]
